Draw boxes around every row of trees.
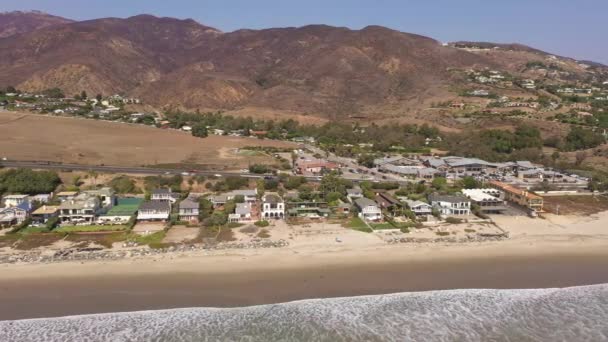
[0,169,61,195]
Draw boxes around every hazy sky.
[2,0,607,64]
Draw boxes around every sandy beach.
[1,211,608,320]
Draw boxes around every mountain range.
[1,11,606,121]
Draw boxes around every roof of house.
[3,194,29,199]
[354,197,378,208]
[83,187,114,197]
[462,189,503,202]
[429,193,470,204]
[139,201,171,211]
[235,203,252,215]
[58,194,99,210]
[179,199,199,210]
[57,191,78,197]
[152,188,171,195]
[403,199,432,208]
[489,181,542,200]
[32,205,59,215]
[263,194,282,204]
[229,189,257,197]
[347,187,362,195]
[16,201,33,212]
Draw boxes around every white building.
[151,188,179,203]
[429,194,471,216]
[137,201,171,221]
[229,203,253,223]
[2,194,30,208]
[402,199,433,216]
[261,194,284,219]
[354,198,382,221]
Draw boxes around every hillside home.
[354,198,382,221]
[178,199,199,222]
[429,194,471,216]
[261,194,285,219]
[137,201,171,221]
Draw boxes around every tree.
[192,123,208,138]
[256,179,265,198]
[109,176,137,194]
[0,169,61,195]
[460,176,480,189]
[96,94,103,102]
[431,177,447,191]
[357,154,376,168]
[198,198,213,221]
[80,90,88,100]
[249,164,270,174]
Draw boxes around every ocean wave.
[2,284,608,342]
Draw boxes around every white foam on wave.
[2,284,608,342]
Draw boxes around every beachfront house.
[262,194,284,219]
[31,205,59,224]
[228,203,253,223]
[58,193,101,224]
[462,189,506,214]
[402,199,433,216]
[354,198,382,221]
[489,181,543,214]
[83,187,116,207]
[211,189,258,208]
[97,198,143,225]
[429,194,471,216]
[137,201,171,222]
[178,199,199,222]
[0,201,32,227]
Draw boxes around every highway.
[0,160,265,178]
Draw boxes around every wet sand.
[2,250,608,320]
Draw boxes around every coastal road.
[0,159,329,183]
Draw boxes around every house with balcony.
[0,201,32,227]
[151,188,179,203]
[31,205,59,224]
[178,199,199,222]
[261,194,284,219]
[137,201,171,221]
[429,194,471,216]
[58,193,101,224]
[2,194,30,208]
[354,197,382,221]
[402,199,433,216]
[462,189,506,214]
[229,203,253,223]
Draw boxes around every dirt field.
[0,112,295,169]
[543,195,608,216]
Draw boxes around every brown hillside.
[0,11,73,38]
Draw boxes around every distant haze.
[1,0,606,64]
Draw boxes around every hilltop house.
[137,201,171,221]
[178,199,199,222]
[354,197,382,221]
[262,194,284,219]
[429,194,471,216]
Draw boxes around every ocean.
[1,284,607,342]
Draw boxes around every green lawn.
[237,149,266,157]
[370,222,397,230]
[133,231,167,248]
[18,226,51,234]
[55,225,128,233]
[345,217,373,233]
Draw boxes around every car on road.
[240,169,249,173]
[181,172,190,176]
[214,174,222,178]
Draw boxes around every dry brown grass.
[0,112,295,169]
[543,196,608,216]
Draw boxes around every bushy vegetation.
[563,126,606,151]
[0,169,61,195]
[109,176,138,194]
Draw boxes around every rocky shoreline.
[0,240,290,265]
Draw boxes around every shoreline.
[2,236,608,320]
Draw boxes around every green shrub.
[254,220,270,227]
[445,217,463,224]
